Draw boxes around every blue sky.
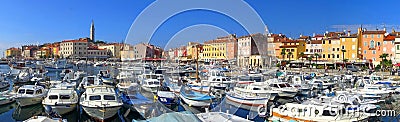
[1,0,400,53]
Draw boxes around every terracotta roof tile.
[362,31,386,34]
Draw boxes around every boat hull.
[16,97,43,107]
[179,94,212,107]
[82,106,121,120]
[43,104,77,115]
[0,97,15,105]
[278,90,298,98]
[226,94,268,111]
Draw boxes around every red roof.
[363,31,386,34]
[384,35,396,41]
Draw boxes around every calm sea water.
[1,64,399,122]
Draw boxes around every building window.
[378,34,381,38]
[323,54,325,58]
[384,41,387,44]
[336,54,339,58]
[352,45,356,50]
[397,45,400,50]
[383,47,387,52]
[373,58,376,61]
[329,40,331,44]
[371,34,374,38]
[306,49,308,52]
[332,48,335,51]
[352,53,355,58]
[323,41,325,44]
[342,46,345,50]
[370,40,375,48]
[337,48,339,51]
[376,42,381,47]
[328,54,330,58]
[364,42,368,46]
[372,50,376,54]
[364,35,367,38]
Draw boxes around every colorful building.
[202,39,228,62]
[340,31,359,62]
[383,35,395,61]
[5,47,21,58]
[358,28,386,65]
[276,39,306,61]
[36,47,51,59]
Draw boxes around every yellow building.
[186,42,201,60]
[5,47,21,58]
[340,32,359,62]
[36,48,51,59]
[201,40,228,62]
[321,37,342,62]
[276,40,306,61]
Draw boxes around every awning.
[394,63,400,67]
[142,58,166,61]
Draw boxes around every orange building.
[383,35,396,60]
[358,28,386,65]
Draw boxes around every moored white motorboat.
[156,86,178,106]
[268,80,298,98]
[179,85,216,107]
[0,91,15,105]
[80,85,122,120]
[226,81,277,114]
[15,85,47,106]
[141,79,160,93]
[42,85,78,115]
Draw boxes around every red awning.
[142,58,166,61]
[394,63,400,67]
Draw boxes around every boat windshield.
[49,95,58,99]
[18,89,25,94]
[372,77,382,80]
[89,95,101,100]
[60,95,71,99]
[149,81,160,85]
[26,90,34,94]
[104,95,115,100]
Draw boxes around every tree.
[288,52,293,69]
[314,53,320,68]
[379,53,389,71]
[308,55,314,71]
[281,48,287,64]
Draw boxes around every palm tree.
[281,48,287,63]
[299,52,305,68]
[314,53,320,69]
[341,49,346,67]
[379,53,389,71]
[308,55,314,71]
[288,52,293,69]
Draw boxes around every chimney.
[347,30,351,36]
[300,34,303,37]
[312,33,316,37]
[384,27,387,32]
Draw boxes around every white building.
[59,38,89,58]
[237,33,268,68]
